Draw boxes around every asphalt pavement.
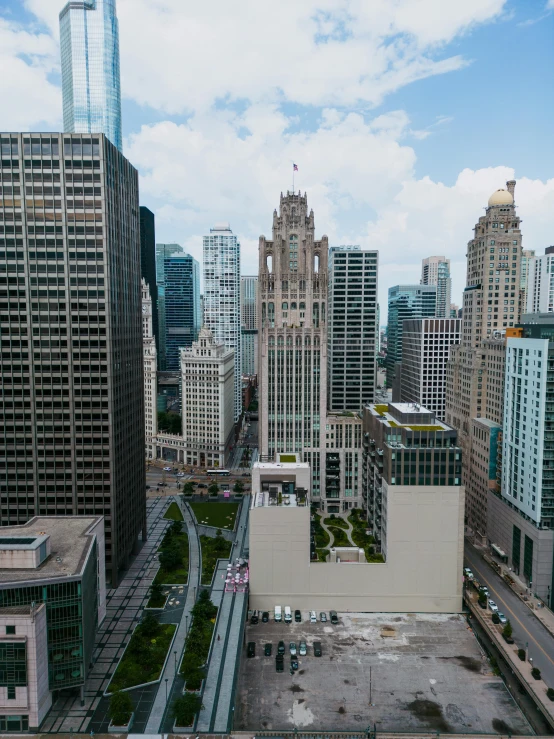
[465,542,554,687]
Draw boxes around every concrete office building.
[163,253,201,372]
[249,435,464,612]
[469,418,502,542]
[400,318,461,420]
[421,256,451,318]
[487,314,554,603]
[155,243,184,371]
[520,248,536,315]
[142,279,157,460]
[526,247,554,314]
[447,181,523,540]
[240,276,258,376]
[386,285,437,389]
[0,517,106,730]
[59,0,122,153]
[180,328,234,468]
[323,413,363,514]
[204,224,241,422]
[258,193,328,501]
[139,206,158,351]
[328,246,378,412]
[0,132,146,585]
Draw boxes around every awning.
[492,543,507,558]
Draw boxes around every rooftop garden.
[190,502,239,530]
[279,453,297,463]
[164,501,184,521]
[200,532,232,585]
[153,520,189,585]
[349,509,385,564]
[179,590,218,690]
[374,404,388,415]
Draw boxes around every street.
[465,541,554,687]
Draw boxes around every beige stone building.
[142,279,158,460]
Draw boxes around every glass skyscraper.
[155,243,184,371]
[164,255,201,371]
[59,0,123,153]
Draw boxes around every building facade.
[0,517,105,730]
[59,0,122,153]
[520,248,536,315]
[240,276,258,376]
[328,246,378,412]
[324,414,363,514]
[526,247,554,314]
[204,224,241,422]
[386,285,437,389]
[421,256,451,318]
[180,327,235,468]
[163,254,201,372]
[142,280,157,460]
[258,193,328,501]
[400,318,461,420]
[155,243,183,371]
[0,132,146,585]
[139,207,158,351]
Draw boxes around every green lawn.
[108,621,176,692]
[190,502,239,530]
[313,514,330,549]
[153,529,189,585]
[200,534,232,585]
[328,526,350,547]
[348,510,385,563]
[323,516,348,529]
[316,548,329,562]
[164,501,184,521]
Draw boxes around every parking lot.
[235,612,531,734]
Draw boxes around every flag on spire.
[293,163,298,171]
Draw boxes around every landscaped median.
[164,501,184,521]
[190,501,238,530]
[153,519,189,586]
[200,531,232,585]
[179,590,218,691]
[107,613,177,693]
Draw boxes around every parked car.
[320,612,327,622]
[498,612,507,624]
[250,610,259,624]
[276,655,284,672]
[289,641,297,656]
[299,640,307,656]
[278,640,285,655]
[309,610,317,623]
[163,466,172,471]
[242,472,249,477]
[177,472,185,477]
[330,610,339,624]
[294,609,302,622]
[291,656,299,671]
[313,641,322,657]
[197,483,207,488]
[480,586,489,597]
[264,643,272,656]
[247,641,255,657]
[262,611,269,623]
[488,600,499,613]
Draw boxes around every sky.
[1,0,554,319]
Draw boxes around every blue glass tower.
[164,255,201,371]
[59,0,123,152]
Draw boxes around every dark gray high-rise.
[140,206,158,351]
[0,132,146,585]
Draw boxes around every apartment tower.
[0,132,146,584]
[421,256,451,318]
[526,247,554,314]
[240,275,259,376]
[142,279,157,459]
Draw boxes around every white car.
[163,466,172,471]
[488,599,499,612]
[289,641,297,656]
[498,612,507,624]
[176,472,185,477]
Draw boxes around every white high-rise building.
[240,276,258,376]
[526,247,554,314]
[203,224,241,422]
[181,328,235,469]
[421,256,451,318]
[142,279,157,460]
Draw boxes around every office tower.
[164,254,201,371]
[450,303,460,318]
[142,279,157,460]
[155,242,183,370]
[520,248,536,314]
[59,0,122,153]
[446,181,523,541]
[0,516,105,730]
[400,318,461,420]
[258,192,328,500]
[386,285,437,389]
[0,132,146,585]
[362,402,463,579]
[180,328,234,468]
[328,246,378,411]
[487,313,554,604]
[526,247,554,314]
[203,223,241,422]
[240,275,258,376]
[421,256,451,318]
[139,206,158,351]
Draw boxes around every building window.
[7,686,16,700]
[5,626,15,635]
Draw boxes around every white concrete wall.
[249,484,465,612]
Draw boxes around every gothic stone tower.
[258,192,328,500]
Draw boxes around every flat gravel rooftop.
[235,612,531,734]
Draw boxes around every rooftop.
[371,402,450,432]
[0,517,102,585]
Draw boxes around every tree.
[159,543,182,571]
[547,687,554,701]
[140,612,160,638]
[109,691,133,726]
[150,582,164,601]
[157,411,182,435]
[183,482,195,496]
[492,612,500,624]
[169,519,183,536]
[233,480,244,494]
[208,483,219,496]
[532,667,541,680]
[172,694,204,727]
[502,620,513,639]
[518,648,526,661]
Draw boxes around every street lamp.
[165,677,168,702]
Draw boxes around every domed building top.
[488,189,514,207]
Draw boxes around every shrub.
[547,687,554,701]
[169,519,183,536]
[173,693,203,727]
[492,612,500,624]
[140,612,160,638]
[208,483,219,496]
[150,582,163,600]
[532,667,541,680]
[518,648,526,661]
[233,481,244,493]
[159,543,182,571]
[478,594,487,607]
[502,621,513,639]
[109,691,133,726]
